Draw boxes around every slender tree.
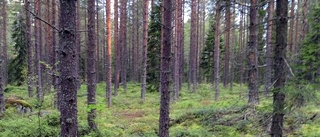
[76,0,81,89]
[87,0,97,130]
[288,0,295,53]
[189,0,197,93]
[159,0,172,135]
[265,0,274,97]
[248,0,259,105]
[114,0,120,96]
[120,0,128,92]
[25,0,33,98]
[271,0,288,136]
[223,0,231,87]
[59,0,78,136]
[214,0,221,101]
[141,0,149,101]
[174,0,183,100]
[0,59,5,115]
[45,0,52,93]
[106,0,112,107]
[1,0,8,86]
[34,0,43,100]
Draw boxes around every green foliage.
[8,13,27,86]
[147,1,162,92]
[297,4,320,83]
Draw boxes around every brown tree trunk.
[106,0,112,107]
[114,0,120,96]
[288,0,295,53]
[76,0,81,89]
[87,0,97,130]
[26,0,34,98]
[248,0,259,105]
[224,0,231,87]
[1,0,8,86]
[239,2,244,86]
[174,0,182,100]
[96,0,100,83]
[120,0,128,92]
[159,0,172,135]
[34,0,43,101]
[294,0,300,54]
[141,0,149,101]
[214,0,221,101]
[45,0,52,93]
[0,60,5,114]
[179,0,185,91]
[59,0,78,136]
[265,0,274,97]
[52,0,59,109]
[270,0,288,136]
[300,0,309,42]
[189,0,197,93]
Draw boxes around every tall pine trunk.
[248,0,259,105]
[271,0,288,136]
[159,0,172,135]
[114,0,120,96]
[106,0,112,107]
[87,0,97,130]
[25,0,34,98]
[189,0,197,93]
[141,0,149,101]
[174,0,183,100]
[223,0,231,87]
[120,0,128,92]
[0,60,5,114]
[265,0,274,97]
[59,0,78,136]
[34,0,43,101]
[1,0,8,86]
[214,1,221,101]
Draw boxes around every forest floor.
[0,83,319,137]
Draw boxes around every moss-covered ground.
[0,83,319,137]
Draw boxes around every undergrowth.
[0,83,319,137]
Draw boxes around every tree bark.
[96,0,100,83]
[59,0,78,136]
[294,0,300,54]
[190,0,198,93]
[270,0,288,136]
[76,0,81,89]
[159,0,172,136]
[114,0,120,96]
[106,0,112,107]
[34,0,43,101]
[265,0,274,97]
[25,0,34,98]
[141,0,149,101]
[288,0,295,53]
[174,0,182,100]
[87,0,97,130]
[52,0,59,109]
[45,0,52,93]
[120,0,128,92]
[248,0,259,105]
[214,0,221,101]
[0,60,5,114]
[223,0,231,87]
[1,0,8,87]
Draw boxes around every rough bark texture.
[87,0,97,130]
[248,0,259,105]
[0,60,5,114]
[96,0,100,83]
[189,0,197,93]
[34,0,43,101]
[120,0,128,92]
[214,1,221,101]
[174,0,182,100]
[265,0,274,97]
[52,0,59,110]
[45,0,52,94]
[106,0,112,107]
[25,0,34,98]
[141,0,149,101]
[288,0,295,53]
[159,0,172,136]
[271,0,288,136]
[223,0,231,87]
[59,0,78,136]
[1,0,8,86]
[114,0,120,96]
[76,0,81,89]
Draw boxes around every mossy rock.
[5,97,33,113]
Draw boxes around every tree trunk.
[239,2,244,86]
[59,0,78,136]
[114,0,120,96]
[52,0,59,109]
[265,0,274,97]
[288,0,295,53]
[159,0,172,135]
[45,0,52,93]
[248,0,259,105]
[25,0,34,98]
[106,0,112,107]
[270,0,288,136]
[76,0,81,89]
[96,0,100,83]
[300,0,309,42]
[214,1,221,101]
[0,60,5,114]
[190,0,197,93]
[294,0,300,54]
[224,0,231,87]
[174,0,182,100]
[1,0,8,86]
[87,0,97,130]
[141,0,149,101]
[120,0,128,92]
[179,0,185,91]
[34,0,43,101]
